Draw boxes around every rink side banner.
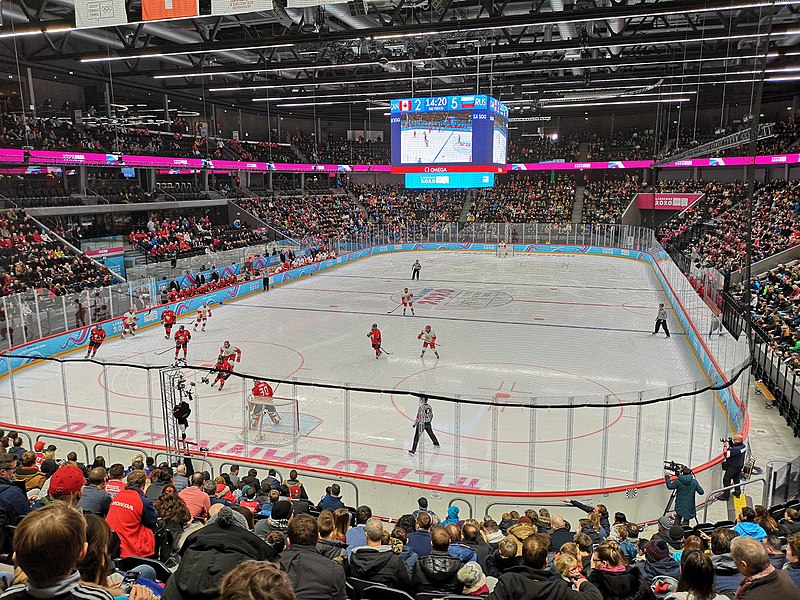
[0,278,264,375]
[636,193,704,211]
[0,147,797,173]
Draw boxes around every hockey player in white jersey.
[220,340,242,363]
[193,302,212,331]
[121,309,137,337]
[417,325,439,359]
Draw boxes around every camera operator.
[721,434,747,501]
[664,465,705,526]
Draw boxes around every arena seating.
[352,184,467,225]
[469,175,575,223]
[0,209,118,297]
[582,176,643,223]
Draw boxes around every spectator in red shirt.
[104,469,157,558]
[179,472,211,522]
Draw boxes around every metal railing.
[701,476,769,522]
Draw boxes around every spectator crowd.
[0,435,799,600]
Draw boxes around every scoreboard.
[390,95,508,183]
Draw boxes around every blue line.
[431,130,456,163]
[228,302,683,336]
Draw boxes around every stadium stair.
[458,190,473,223]
[572,184,585,223]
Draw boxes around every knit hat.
[518,516,532,525]
[271,500,292,520]
[418,497,428,509]
[657,516,674,530]
[49,465,85,495]
[457,562,488,594]
[645,539,670,562]
[210,506,249,531]
[669,525,685,542]
[33,441,45,452]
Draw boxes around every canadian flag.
[399,100,412,111]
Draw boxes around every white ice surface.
[2,252,730,492]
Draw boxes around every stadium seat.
[347,577,385,600]
[363,586,413,600]
[116,556,173,583]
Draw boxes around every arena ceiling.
[1,0,799,121]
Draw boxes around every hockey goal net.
[496,243,515,258]
[240,395,300,446]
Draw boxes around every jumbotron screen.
[390,95,509,176]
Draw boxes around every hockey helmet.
[179,325,185,329]
[372,323,377,329]
[223,340,231,347]
[217,355,225,362]
[404,287,409,292]
[425,325,431,331]
[202,301,208,307]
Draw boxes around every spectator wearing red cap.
[104,469,157,558]
[31,464,85,510]
[33,441,45,469]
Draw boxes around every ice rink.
[400,129,472,164]
[1,251,733,492]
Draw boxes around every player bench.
[754,379,776,409]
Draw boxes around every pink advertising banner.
[0,148,797,173]
[84,246,125,258]
[637,193,704,210]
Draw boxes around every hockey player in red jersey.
[367,323,382,359]
[161,308,176,339]
[208,355,234,391]
[193,302,212,332]
[220,340,241,363]
[85,325,106,359]
[249,379,281,427]
[174,325,191,363]
[402,288,415,316]
[418,325,439,359]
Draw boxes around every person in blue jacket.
[664,466,705,526]
[734,506,768,542]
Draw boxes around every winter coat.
[162,517,276,600]
[316,538,348,562]
[13,466,45,492]
[733,521,768,542]
[636,557,680,585]
[588,567,657,600]
[349,545,413,592]
[499,518,517,535]
[711,553,742,596]
[318,494,345,511]
[488,566,604,600]
[407,529,433,558]
[280,544,347,600]
[508,523,539,556]
[580,525,605,546]
[412,549,463,594]
[664,474,704,519]
[399,544,419,572]
[734,568,800,600]
[485,550,524,578]
[462,538,491,568]
[783,561,800,588]
[549,527,575,551]
[449,541,478,563]
[0,477,30,528]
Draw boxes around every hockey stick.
[154,347,174,356]
[387,304,403,314]
[380,347,393,355]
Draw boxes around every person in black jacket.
[412,525,464,595]
[162,505,277,600]
[349,518,412,592]
[488,533,603,600]
[587,540,657,600]
[562,498,610,533]
[548,516,574,552]
[0,451,30,529]
[721,435,747,500]
[485,537,523,578]
[280,513,346,600]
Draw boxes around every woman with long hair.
[332,507,351,542]
[156,490,191,554]
[754,505,780,536]
[587,540,656,600]
[670,550,729,599]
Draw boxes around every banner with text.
[636,193,704,211]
